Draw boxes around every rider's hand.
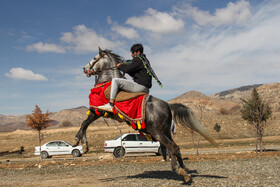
[117,63,123,67]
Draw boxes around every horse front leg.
[73,112,100,154]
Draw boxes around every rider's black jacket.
[118,55,152,88]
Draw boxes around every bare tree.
[193,98,210,155]
[26,105,51,157]
[240,87,272,153]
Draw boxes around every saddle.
[88,82,148,130]
[104,85,146,102]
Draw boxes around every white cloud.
[176,0,251,26]
[126,8,184,34]
[111,25,139,39]
[149,1,280,96]
[26,25,121,54]
[5,68,48,81]
[26,42,66,53]
[60,25,119,53]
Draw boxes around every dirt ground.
[0,151,279,186]
[0,125,280,186]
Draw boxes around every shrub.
[60,120,73,127]
[219,108,229,115]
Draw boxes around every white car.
[104,133,161,158]
[34,140,83,159]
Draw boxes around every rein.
[93,65,118,74]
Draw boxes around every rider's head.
[130,43,143,56]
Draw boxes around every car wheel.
[41,151,49,159]
[113,147,125,158]
[72,149,81,157]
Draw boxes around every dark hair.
[130,43,143,54]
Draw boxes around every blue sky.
[1,0,279,116]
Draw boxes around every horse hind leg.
[156,135,191,183]
[170,141,191,183]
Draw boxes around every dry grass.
[0,113,279,160]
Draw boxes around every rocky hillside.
[210,82,280,111]
[169,90,239,115]
[169,82,280,114]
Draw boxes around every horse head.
[83,47,107,77]
[83,47,123,82]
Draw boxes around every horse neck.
[96,57,123,84]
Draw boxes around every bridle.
[86,53,118,76]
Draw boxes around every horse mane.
[103,49,124,63]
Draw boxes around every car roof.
[45,140,69,144]
[47,140,65,142]
[123,133,140,136]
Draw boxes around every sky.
[1,0,279,116]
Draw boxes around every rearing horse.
[73,48,217,183]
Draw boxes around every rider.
[98,43,162,112]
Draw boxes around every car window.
[58,142,68,146]
[46,142,58,147]
[136,134,148,141]
[123,134,136,141]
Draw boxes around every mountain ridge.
[1,81,279,131]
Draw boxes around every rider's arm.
[118,58,142,73]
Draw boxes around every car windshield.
[64,141,72,146]
[114,135,122,140]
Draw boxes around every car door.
[46,141,59,155]
[57,141,72,155]
[136,134,158,153]
[122,134,137,153]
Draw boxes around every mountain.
[1,82,279,131]
[210,82,280,111]
[169,82,280,114]
[0,106,89,132]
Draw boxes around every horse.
[73,47,218,183]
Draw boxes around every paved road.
[1,145,279,163]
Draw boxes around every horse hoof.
[183,174,191,184]
[82,145,89,154]
[178,167,187,176]
[185,167,190,174]
[72,139,79,147]
[178,168,191,183]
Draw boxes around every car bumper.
[104,147,115,153]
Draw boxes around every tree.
[240,87,272,153]
[26,105,51,157]
[214,123,223,144]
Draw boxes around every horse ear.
[99,47,103,55]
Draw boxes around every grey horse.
[73,48,217,183]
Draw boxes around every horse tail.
[169,103,218,147]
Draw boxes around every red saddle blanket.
[88,82,147,124]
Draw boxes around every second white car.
[104,133,161,158]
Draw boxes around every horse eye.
[93,57,97,60]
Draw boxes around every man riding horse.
[76,46,218,183]
[98,43,162,112]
